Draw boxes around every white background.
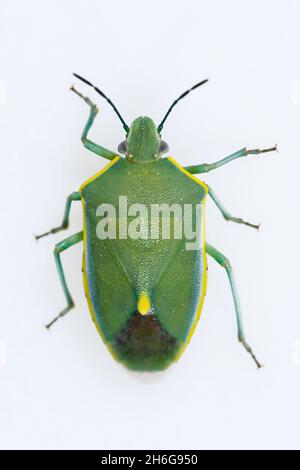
[1,0,300,450]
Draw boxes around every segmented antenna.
[73,73,130,133]
[157,79,209,134]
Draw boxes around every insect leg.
[206,184,259,230]
[184,145,277,174]
[46,231,83,329]
[206,242,262,368]
[35,192,81,240]
[71,85,118,161]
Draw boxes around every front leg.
[71,85,118,161]
[184,145,277,174]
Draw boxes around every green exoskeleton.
[36,74,277,371]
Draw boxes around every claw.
[242,220,260,230]
[35,223,67,241]
[227,216,260,230]
[247,145,277,156]
[35,230,52,240]
[70,85,98,112]
[45,303,74,329]
[240,338,263,369]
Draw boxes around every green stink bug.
[36,74,277,371]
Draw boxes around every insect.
[36,73,276,371]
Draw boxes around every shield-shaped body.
[80,156,208,371]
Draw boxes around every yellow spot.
[138,293,151,315]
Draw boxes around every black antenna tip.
[178,90,190,100]
[157,78,209,133]
[73,73,93,87]
[73,73,106,98]
[72,73,129,133]
[94,86,106,99]
[191,79,209,90]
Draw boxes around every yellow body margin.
[168,157,208,193]
[80,155,207,364]
[167,157,208,362]
[80,157,120,352]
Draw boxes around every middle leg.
[35,191,81,240]
[207,184,260,230]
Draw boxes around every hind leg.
[46,231,83,329]
[206,242,262,368]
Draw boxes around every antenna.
[73,73,129,133]
[157,79,209,134]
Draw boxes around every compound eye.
[159,141,169,154]
[118,141,127,154]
